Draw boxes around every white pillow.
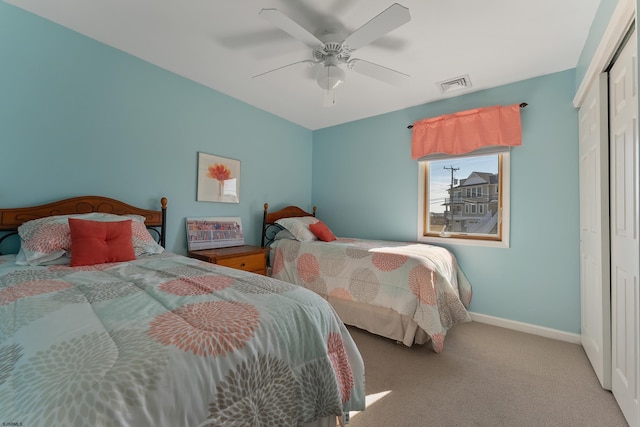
[274,229,296,240]
[275,217,319,242]
[16,248,71,266]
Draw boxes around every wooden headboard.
[261,203,316,247]
[0,196,168,254]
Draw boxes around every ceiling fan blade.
[342,3,410,51]
[253,60,318,79]
[349,59,410,85]
[259,8,324,50]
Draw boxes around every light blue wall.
[575,0,620,90]
[312,70,581,334]
[0,2,313,254]
[2,1,611,335]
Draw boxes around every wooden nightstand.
[188,245,268,275]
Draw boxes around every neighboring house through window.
[417,150,511,248]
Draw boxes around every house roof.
[459,172,497,187]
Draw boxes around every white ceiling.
[7,0,601,130]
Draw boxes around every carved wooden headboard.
[0,196,168,254]
[261,203,316,247]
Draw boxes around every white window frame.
[417,149,511,248]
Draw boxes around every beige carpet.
[346,321,628,427]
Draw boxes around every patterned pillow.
[17,213,163,266]
[130,221,165,256]
[274,217,319,242]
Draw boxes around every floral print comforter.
[270,238,472,352]
[0,253,365,427]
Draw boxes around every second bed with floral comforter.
[270,237,472,353]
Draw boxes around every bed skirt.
[328,296,430,347]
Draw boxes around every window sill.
[417,234,509,248]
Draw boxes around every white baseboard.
[469,312,582,345]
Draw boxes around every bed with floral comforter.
[270,237,472,352]
[0,252,365,426]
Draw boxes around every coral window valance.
[411,104,522,160]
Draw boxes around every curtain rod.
[406,102,528,129]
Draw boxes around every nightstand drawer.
[216,252,265,272]
[188,245,268,275]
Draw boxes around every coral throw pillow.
[308,221,337,242]
[68,218,136,266]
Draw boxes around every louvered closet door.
[609,29,639,427]
[579,73,611,390]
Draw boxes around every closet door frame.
[578,72,611,390]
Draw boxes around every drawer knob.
[241,262,246,267]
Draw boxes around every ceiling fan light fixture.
[316,64,345,90]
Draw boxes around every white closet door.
[579,73,611,389]
[609,30,639,427]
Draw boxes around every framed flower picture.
[196,152,240,203]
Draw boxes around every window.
[467,187,482,198]
[417,151,510,247]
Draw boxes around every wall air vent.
[437,74,472,93]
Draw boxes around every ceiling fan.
[254,3,411,106]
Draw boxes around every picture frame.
[185,217,245,251]
[196,152,240,203]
